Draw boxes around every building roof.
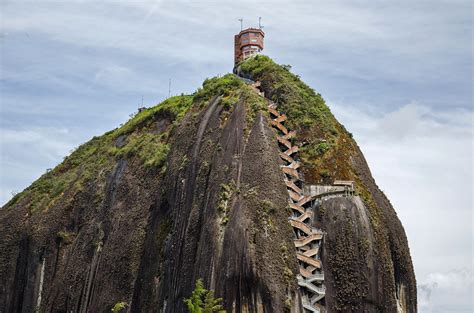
[237,28,265,37]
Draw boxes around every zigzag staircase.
[250,80,326,313]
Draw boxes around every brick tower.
[234,28,265,65]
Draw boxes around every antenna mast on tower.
[259,17,264,29]
[238,18,243,31]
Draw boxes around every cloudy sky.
[1,0,472,311]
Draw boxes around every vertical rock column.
[252,81,326,313]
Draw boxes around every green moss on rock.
[6,94,194,214]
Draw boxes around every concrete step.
[282,161,300,170]
[277,135,292,149]
[271,120,289,135]
[290,219,313,235]
[274,114,287,123]
[285,179,303,194]
[282,167,299,179]
[298,276,326,295]
[284,145,299,156]
[282,130,296,140]
[297,253,322,269]
[307,273,325,283]
[279,151,294,164]
[310,293,325,305]
[302,302,321,313]
[300,267,319,278]
[303,247,320,257]
[294,233,323,247]
[297,195,312,207]
[268,107,280,117]
[294,211,312,223]
[301,296,324,313]
[288,201,305,214]
[288,190,303,202]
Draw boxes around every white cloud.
[90,64,132,89]
[3,0,469,76]
[330,100,473,311]
[418,269,473,312]
[0,127,83,204]
[1,127,74,160]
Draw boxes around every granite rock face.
[0,56,416,312]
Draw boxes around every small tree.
[184,279,225,313]
[111,302,127,312]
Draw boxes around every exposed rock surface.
[0,56,416,312]
[238,56,416,312]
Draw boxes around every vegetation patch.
[217,181,236,225]
[190,73,268,138]
[239,84,268,138]
[238,56,343,182]
[56,231,74,244]
[111,301,127,312]
[260,199,276,214]
[184,279,225,313]
[115,95,193,137]
[109,132,170,170]
[300,141,331,161]
[6,94,194,214]
[240,55,337,135]
[194,74,244,105]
